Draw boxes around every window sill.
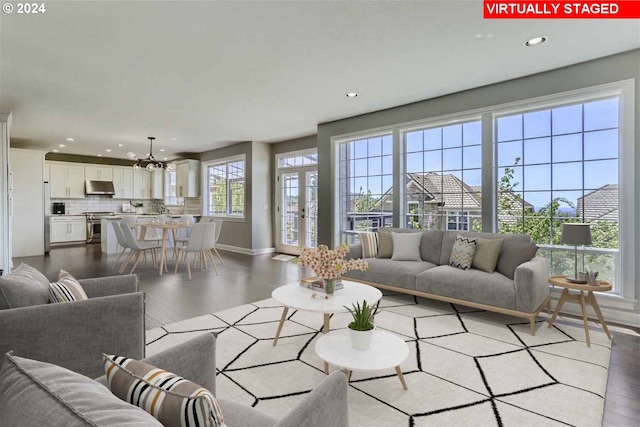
[203,215,246,223]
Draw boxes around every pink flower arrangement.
[296,244,368,279]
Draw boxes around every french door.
[276,167,317,255]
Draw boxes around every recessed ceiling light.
[163,157,168,161]
[345,92,358,98]
[58,144,66,148]
[160,148,165,152]
[65,137,74,142]
[524,36,547,47]
[105,149,112,152]
[97,154,102,157]
[171,137,177,141]
[117,143,124,147]
[52,149,60,153]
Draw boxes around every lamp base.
[566,276,588,284]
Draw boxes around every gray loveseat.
[0,274,145,378]
[345,229,550,334]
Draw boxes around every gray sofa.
[0,274,145,378]
[0,333,350,427]
[345,229,550,334]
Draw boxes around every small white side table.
[315,329,410,390]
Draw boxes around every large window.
[404,120,482,230]
[204,156,245,217]
[496,97,620,286]
[338,135,393,242]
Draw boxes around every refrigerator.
[44,181,50,255]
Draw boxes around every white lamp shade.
[561,223,592,246]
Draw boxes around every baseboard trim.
[215,244,276,256]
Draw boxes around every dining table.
[137,221,192,275]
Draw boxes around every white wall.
[10,148,45,257]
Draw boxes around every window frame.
[201,154,247,220]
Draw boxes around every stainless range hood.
[85,180,115,196]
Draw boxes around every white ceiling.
[2,1,638,160]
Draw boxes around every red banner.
[484,1,640,18]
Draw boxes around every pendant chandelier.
[127,137,174,171]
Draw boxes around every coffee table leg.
[273,307,289,347]
[588,291,612,340]
[548,288,569,328]
[395,366,408,390]
[579,291,591,347]
[323,313,330,374]
[346,370,352,382]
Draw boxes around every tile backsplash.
[51,197,165,214]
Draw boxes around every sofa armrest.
[346,244,363,260]
[276,370,349,427]
[78,274,138,298]
[0,293,145,379]
[514,257,550,313]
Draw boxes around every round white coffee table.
[315,329,410,390]
[271,280,382,373]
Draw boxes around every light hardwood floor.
[14,244,640,426]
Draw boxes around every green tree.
[354,187,378,213]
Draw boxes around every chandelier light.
[127,137,174,171]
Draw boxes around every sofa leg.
[530,318,536,336]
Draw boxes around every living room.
[0,1,638,426]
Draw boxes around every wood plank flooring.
[14,244,640,426]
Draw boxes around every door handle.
[301,214,305,219]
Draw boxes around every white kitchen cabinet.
[49,163,85,198]
[85,166,113,181]
[152,169,164,199]
[175,159,199,198]
[113,167,134,199]
[133,169,151,199]
[50,216,86,243]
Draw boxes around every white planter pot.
[348,327,375,351]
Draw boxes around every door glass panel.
[305,171,318,248]
[281,173,299,247]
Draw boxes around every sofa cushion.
[0,263,50,310]
[0,352,161,426]
[420,230,444,264]
[344,258,436,290]
[376,230,393,258]
[218,398,277,427]
[416,265,516,310]
[49,270,88,303]
[496,241,539,280]
[358,232,378,258]
[104,354,226,427]
[391,232,422,261]
[449,235,477,270]
[472,238,504,273]
[440,231,531,266]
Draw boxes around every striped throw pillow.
[103,355,226,427]
[449,235,477,270]
[48,270,88,303]
[358,232,379,258]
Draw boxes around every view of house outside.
[339,96,620,286]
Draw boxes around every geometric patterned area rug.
[146,293,612,427]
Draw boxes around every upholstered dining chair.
[199,216,224,264]
[119,222,163,274]
[174,222,219,280]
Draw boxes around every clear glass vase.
[322,278,336,296]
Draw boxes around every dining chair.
[110,220,131,269]
[119,222,164,274]
[200,216,224,264]
[175,215,195,247]
[174,222,219,280]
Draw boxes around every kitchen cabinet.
[85,166,113,181]
[49,163,85,198]
[50,216,86,243]
[175,159,199,198]
[152,169,164,199]
[112,167,134,199]
[133,169,152,199]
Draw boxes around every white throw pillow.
[391,232,422,262]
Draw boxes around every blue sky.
[347,97,619,211]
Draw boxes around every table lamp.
[561,223,592,284]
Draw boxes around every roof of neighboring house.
[577,184,619,221]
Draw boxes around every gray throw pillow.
[391,232,422,261]
[0,263,50,310]
[496,241,539,279]
[0,352,162,426]
[377,231,393,258]
[472,238,504,273]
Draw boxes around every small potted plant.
[131,201,144,214]
[344,300,378,351]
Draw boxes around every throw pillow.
[449,235,478,270]
[376,230,393,258]
[49,270,88,303]
[472,238,504,273]
[358,232,379,258]
[391,232,422,262]
[0,263,50,310]
[496,241,539,279]
[104,354,227,427]
[0,352,162,426]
